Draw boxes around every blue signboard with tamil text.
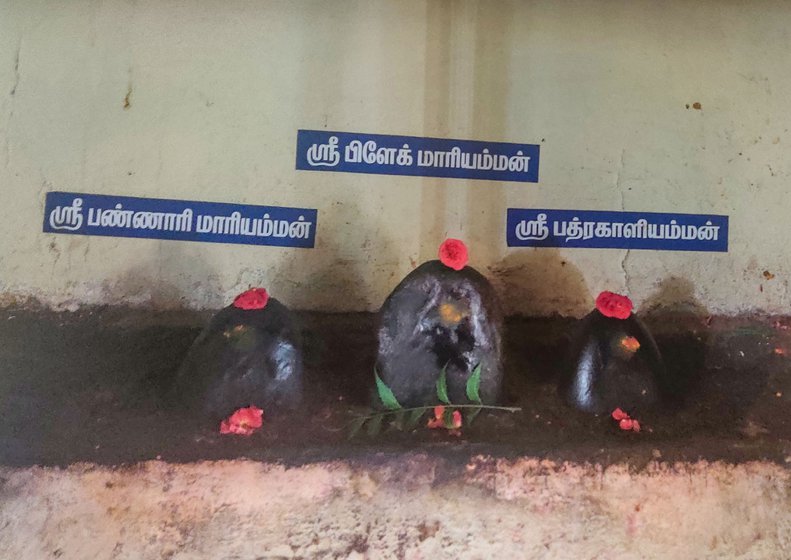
[507,208,728,252]
[296,129,540,183]
[43,191,317,248]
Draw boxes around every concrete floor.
[1,305,790,558]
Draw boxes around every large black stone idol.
[376,239,503,407]
[172,288,303,422]
[559,291,667,415]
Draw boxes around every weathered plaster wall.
[1,0,789,315]
[1,458,789,559]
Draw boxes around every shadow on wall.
[490,249,590,394]
[488,248,592,317]
[641,277,771,434]
[102,241,221,310]
[641,277,711,410]
[271,200,397,404]
[642,276,710,319]
[275,199,399,313]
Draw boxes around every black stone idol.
[376,239,503,407]
[559,291,667,416]
[171,288,303,425]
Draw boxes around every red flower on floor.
[427,406,462,431]
[612,407,641,433]
[233,288,269,310]
[596,291,633,320]
[611,408,629,421]
[438,239,469,271]
[219,405,264,436]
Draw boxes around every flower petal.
[233,288,270,310]
[451,410,462,429]
[438,239,469,271]
[219,405,265,435]
[611,408,629,421]
[596,291,633,320]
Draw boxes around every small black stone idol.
[171,287,303,432]
[559,291,667,417]
[376,238,503,407]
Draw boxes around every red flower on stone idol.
[219,405,264,436]
[427,406,463,435]
[233,288,269,310]
[595,291,633,320]
[438,239,469,271]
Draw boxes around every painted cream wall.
[0,0,788,315]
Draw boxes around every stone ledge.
[2,305,791,557]
[1,456,789,559]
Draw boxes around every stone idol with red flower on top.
[376,239,503,407]
[558,291,669,415]
[171,287,303,424]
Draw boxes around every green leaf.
[406,408,426,430]
[366,414,384,436]
[465,406,482,426]
[436,365,451,405]
[466,364,482,404]
[348,417,367,439]
[375,370,402,410]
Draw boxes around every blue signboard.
[296,130,540,183]
[43,191,317,248]
[507,208,728,252]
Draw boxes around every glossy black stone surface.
[559,310,668,415]
[376,260,503,407]
[171,298,303,420]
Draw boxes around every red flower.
[438,239,469,271]
[427,406,462,431]
[611,408,629,421]
[219,405,264,436]
[233,288,269,310]
[612,407,642,433]
[426,406,446,429]
[450,410,462,430]
[595,291,633,320]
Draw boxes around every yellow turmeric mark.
[438,303,464,326]
[620,336,641,353]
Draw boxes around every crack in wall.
[4,40,22,171]
[10,42,20,96]
[615,148,631,293]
